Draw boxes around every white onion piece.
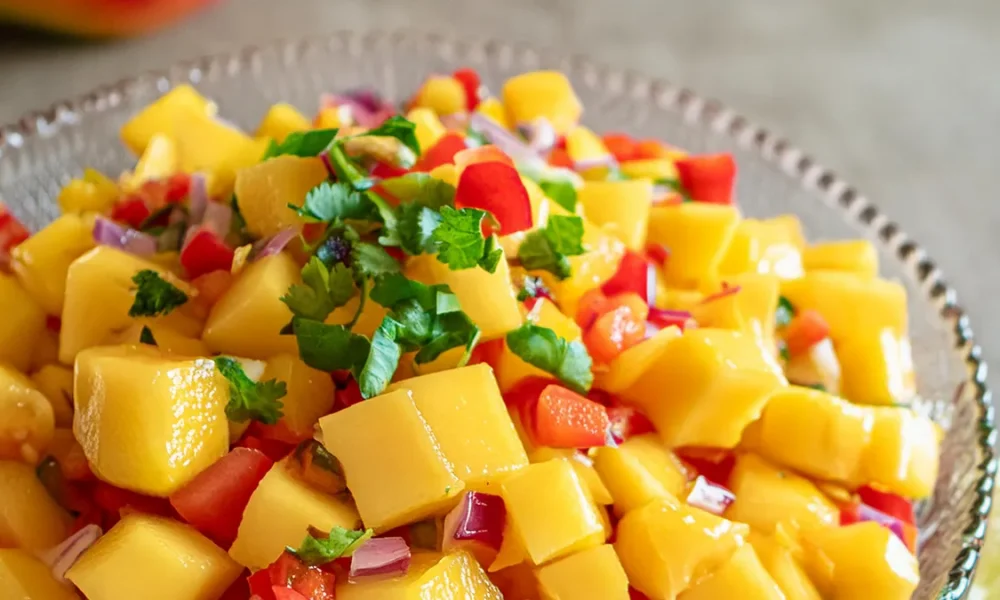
[39,524,101,583]
[255,227,299,260]
[574,154,618,172]
[441,492,506,564]
[92,217,157,256]
[518,117,557,154]
[201,201,233,237]
[187,172,209,223]
[686,475,736,516]
[468,112,546,170]
[349,537,411,582]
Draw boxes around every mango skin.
[0,274,46,373]
[10,212,95,316]
[677,545,785,600]
[535,544,630,600]
[0,549,79,600]
[0,460,72,552]
[805,522,919,600]
[67,514,241,600]
[74,345,229,496]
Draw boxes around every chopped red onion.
[349,537,411,582]
[255,227,299,259]
[442,492,506,564]
[700,284,742,305]
[686,475,735,515]
[202,201,233,237]
[39,524,101,583]
[468,112,546,170]
[518,118,557,154]
[857,503,911,547]
[648,308,696,333]
[187,172,209,223]
[182,224,200,250]
[322,91,397,128]
[92,217,157,256]
[440,112,470,131]
[574,154,618,172]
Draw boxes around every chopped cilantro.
[778,340,790,363]
[370,272,439,308]
[807,383,827,391]
[358,115,420,156]
[505,323,593,393]
[517,275,551,302]
[292,318,371,372]
[379,173,455,208]
[480,236,504,273]
[281,258,356,322]
[262,128,339,160]
[351,242,401,280]
[213,357,286,424]
[288,526,373,566]
[432,207,498,271]
[654,177,693,202]
[139,326,157,346]
[539,180,578,212]
[129,270,188,317]
[291,181,373,223]
[414,311,480,366]
[356,317,403,398]
[776,296,795,328]
[517,215,585,280]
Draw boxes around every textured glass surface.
[0,31,993,599]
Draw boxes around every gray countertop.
[2,0,999,389]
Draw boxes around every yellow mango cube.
[725,453,838,535]
[234,155,329,239]
[120,84,215,155]
[749,531,823,600]
[314,106,347,129]
[229,461,361,569]
[29,329,60,372]
[10,213,95,316]
[476,97,512,130]
[802,240,878,278]
[593,433,688,516]
[203,252,300,359]
[578,179,652,251]
[0,364,55,463]
[407,107,447,152]
[0,549,79,600]
[127,133,178,190]
[565,125,610,163]
[388,364,528,489]
[67,513,241,600]
[615,497,749,599]
[597,325,681,395]
[405,251,522,341]
[60,246,202,365]
[501,459,604,565]
[529,447,613,505]
[0,461,71,551]
[619,158,678,181]
[31,364,75,427]
[171,109,270,197]
[535,544,630,600]
[414,76,468,116]
[678,545,784,600]
[57,169,120,214]
[255,103,311,142]
[502,71,582,135]
[261,353,335,440]
[0,274,46,372]
[109,320,210,357]
[491,563,542,600]
[648,203,741,288]
[619,328,787,448]
[717,216,805,279]
[337,550,503,599]
[780,271,907,339]
[496,298,582,392]
[696,273,781,354]
[861,405,939,499]
[74,345,229,496]
[805,522,918,600]
[319,389,464,532]
[836,329,916,406]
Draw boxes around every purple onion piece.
[349,537,411,582]
[187,172,209,223]
[255,227,299,260]
[574,154,618,172]
[201,201,233,238]
[686,475,736,516]
[468,112,546,170]
[518,117,557,154]
[39,524,101,583]
[442,491,506,554]
[92,217,157,256]
[645,261,658,308]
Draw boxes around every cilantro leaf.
[776,296,795,329]
[505,323,593,393]
[479,235,503,274]
[414,311,480,365]
[517,275,551,301]
[358,116,420,156]
[545,215,585,255]
[213,357,286,424]
[654,177,693,202]
[281,258,356,321]
[436,291,462,315]
[370,273,439,309]
[391,299,434,350]
[289,526,373,566]
[517,215,585,280]
[139,326,157,346]
[292,181,372,223]
[540,180,578,212]
[263,128,339,160]
[351,243,401,280]
[432,207,491,270]
[129,270,188,317]
[397,203,441,255]
[380,174,455,208]
[292,318,370,372]
[357,317,403,398]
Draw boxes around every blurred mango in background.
[0,0,218,37]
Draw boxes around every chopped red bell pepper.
[219,573,252,600]
[633,139,672,160]
[583,293,649,364]
[93,481,175,522]
[181,227,236,279]
[335,377,365,410]
[164,173,192,204]
[45,315,62,332]
[784,309,830,356]
[248,569,277,600]
[371,161,409,180]
[191,270,234,310]
[533,384,611,448]
[455,161,532,235]
[252,418,309,445]
[858,485,916,526]
[0,205,29,254]
[257,551,337,600]
[413,132,468,171]
[675,153,737,205]
[468,338,505,371]
[452,68,483,111]
[647,307,696,332]
[601,251,656,305]
[169,448,274,548]
[454,145,514,169]
[676,448,736,487]
[629,587,651,600]
[644,243,670,267]
[110,196,151,229]
[606,404,656,444]
[601,133,638,163]
[547,147,575,169]
[237,434,295,463]
[576,288,613,330]
[502,377,558,420]
[273,588,310,600]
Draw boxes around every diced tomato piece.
[335,378,365,410]
[547,147,575,169]
[414,132,468,171]
[676,448,735,487]
[164,173,192,204]
[253,419,308,445]
[606,404,656,444]
[784,309,830,355]
[262,552,337,600]
[502,377,558,423]
[858,485,916,526]
[237,435,295,462]
[0,206,30,253]
[601,251,656,305]
[629,587,651,600]
[583,294,648,364]
[273,587,309,600]
[675,153,737,205]
[534,384,610,448]
[110,196,151,229]
[219,573,251,600]
[601,133,638,163]
[289,568,337,600]
[455,161,532,235]
[248,570,277,600]
[93,482,174,520]
[468,338,504,370]
[181,227,236,279]
[633,139,672,160]
[169,448,274,547]
[454,145,514,170]
[576,288,613,330]
[371,161,409,180]
[191,269,234,310]
[644,243,670,267]
[452,68,483,110]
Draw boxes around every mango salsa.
[535,544,630,600]
[0,549,80,600]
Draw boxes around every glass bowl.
[0,30,993,600]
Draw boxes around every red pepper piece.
[601,133,638,163]
[533,384,611,448]
[675,153,737,205]
[601,251,656,305]
[858,485,916,526]
[647,307,696,332]
[468,338,505,370]
[413,132,468,171]
[236,434,295,463]
[371,161,409,180]
[606,404,656,444]
[248,570,277,600]
[0,206,29,253]
[164,173,191,204]
[454,145,514,170]
[273,588,309,600]
[583,294,648,364]
[784,309,830,355]
[180,227,236,279]
[644,243,670,267]
[633,139,672,160]
[576,288,613,331]
[547,147,575,169]
[110,196,151,229]
[93,482,175,522]
[335,377,365,410]
[452,68,483,111]
[677,448,736,487]
[455,161,532,235]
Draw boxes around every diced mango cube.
[67,513,241,600]
[802,240,878,278]
[529,447,613,505]
[171,109,270,197]
[120,84,215,155]
[861,405,939,499]
[0,274,46,372]
[314,106,346,129]
[619,158,678,181]
[541,213,626,319]
[255,103,311,142]
[835,329,916,406]
[0,365,55,463]
[319,389,463,531]
[502,71,582,135]
[31,364,75,427]
[0,461,71,551]
[577,180,652,251]
[74,345,229,496]
[229,461,361,569]
[0,549,79,600]
[57,169,120,214]
[337,550,503,599]
[535,544,630,600]
[501,459,604,565]
[677,545,784,600]
[593,433,688,516]
[260,354,335,440]
[496,298,582,392]
[490,563,542,600]
[126,133,178,190]
[388,364,528,489]
[109,320,210,357]
[234,155,329,239]
[407,107,447,153]
[596,325,681,395]
[565,125,610,163]
[647,203,740,288]
[615,497,749,599]
[476,97,512,130]
[749,531,823,600]
[10,213,95,316]
[805,522,918,600]
[717,216,804,279]
[414,76,468,116]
